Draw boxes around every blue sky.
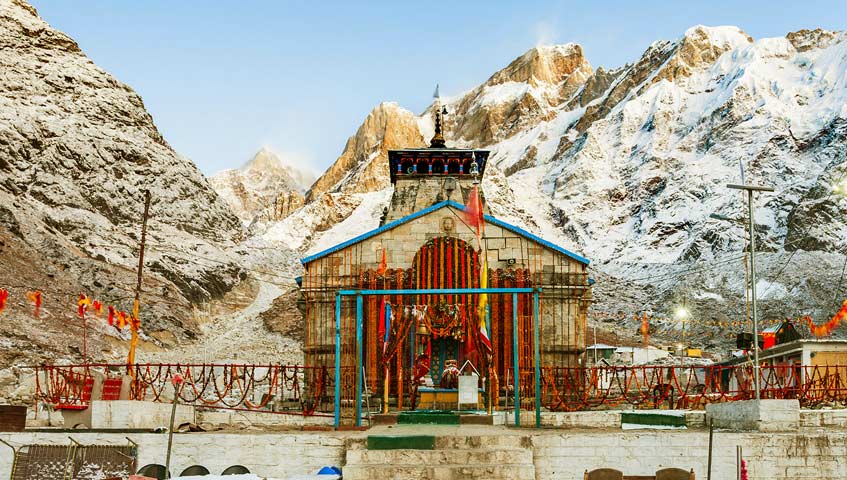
[31,0,847,175]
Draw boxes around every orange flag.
[78,294,90,317]
[91,300,103,317]
[377,249,387,276]
[26,291,42,318]
[463,185,484,233]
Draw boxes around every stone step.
[346,434,531,450]
[341,463,536,480]
[345,446,534,465]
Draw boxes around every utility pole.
[728,183,774,401]
[164,373,183,479]
[593,326,598,364]
[128,190,151,388]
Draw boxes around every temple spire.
[430,84,446,148]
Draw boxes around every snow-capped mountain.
[257,25,847,347]
[210,147,316,223]
[0,0,244,369]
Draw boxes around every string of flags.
[804,300,847,338]
[0,288,140,333]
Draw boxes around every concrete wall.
[4,427,847,480]
[0,431,347,479]
[533,429,847,479]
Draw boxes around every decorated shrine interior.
[298,121,593,425]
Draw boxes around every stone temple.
[298,121,593,423]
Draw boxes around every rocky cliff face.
[0,0,245,371]
[305,102,426,201]
[252,24,847,351]
[210,147,315,223]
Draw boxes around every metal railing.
[34,363,333,417]
[541,364,847,411]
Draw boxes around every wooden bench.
[585,468,695,480]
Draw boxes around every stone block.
[89,400,195,429]
[706,399,799,431]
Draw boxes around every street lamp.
[727,183,774,401]
[675,305,689,355]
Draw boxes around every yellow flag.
[478,255,491,351]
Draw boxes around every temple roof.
[388,149,490,184]
[300,199,590,265]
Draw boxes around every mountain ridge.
[239,24,847,350]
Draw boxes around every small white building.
[614,346,671,365]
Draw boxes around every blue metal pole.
[338,288,538,296]
[355,294,363,427]
[486,303,491,339]
[334,293,341,428]
[533,291,541,429]
[512,293,520,427]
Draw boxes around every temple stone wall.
[384,177,484,223]
[302,204,591,372]
[4,419,847,479]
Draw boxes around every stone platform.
[4,409,847,479]
[343,426,534,480]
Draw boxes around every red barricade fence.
[541,364,847,411]
[33,363,847,416]
[34,363,333,417]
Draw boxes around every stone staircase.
[342,432,535,479]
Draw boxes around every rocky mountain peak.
[210,147,316,223]
[488,43,590,88]
[242,146,285,173]
[0,0,245,367]
[305,102,425,201]
[654,25,753,82]
[786,28,839,52]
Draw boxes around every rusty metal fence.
[34,363,333,417]
[541,364,847,411]
[32,363,847,420]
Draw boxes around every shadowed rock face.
[0,0,245,367]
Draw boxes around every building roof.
[586,343,617,350]
[300,199,590,265]
[716,338,847,366]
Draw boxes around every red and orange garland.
[804,300,847,337]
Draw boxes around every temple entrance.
[408,237,486,392]
[376,237,488,411]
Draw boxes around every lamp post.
[727,183,774,400]
[675,305,689,356]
